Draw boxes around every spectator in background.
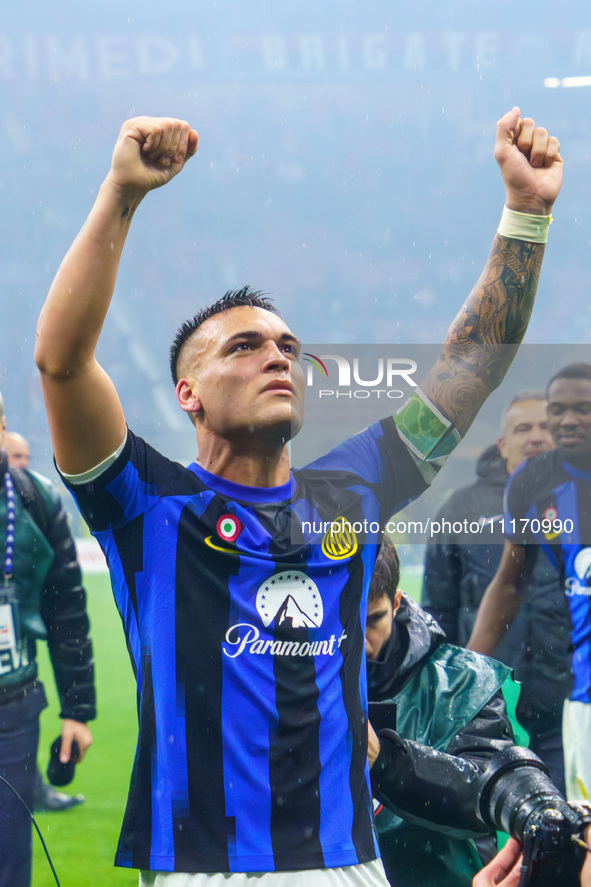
[422,392,571,794]
[0,399,95,887]
[3,432,31,469]
[3,429,86,813]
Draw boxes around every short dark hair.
[546,363,591,397]
[368,536,400,607]
[169,286,280,383]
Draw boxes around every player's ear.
[176,378,202,415]
[497,435,507,461]
[392,589,402,619]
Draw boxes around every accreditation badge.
[0,583,22,675]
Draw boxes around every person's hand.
[59,719,93,764]
[368,721,380,769]
[107,116,199,196]
[495,106,563,215]
[472,837,522,887]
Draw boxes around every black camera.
[370,732,591,886]
[517,802,591,887]
[478,747,591,887]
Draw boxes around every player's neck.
[195,437,291,488]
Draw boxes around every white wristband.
[497,205,552,243]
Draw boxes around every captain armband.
[393,389,461,484]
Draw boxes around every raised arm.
[35,117,198,475]
[466,540,529,655]
[421,107,562,437]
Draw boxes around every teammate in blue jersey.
[35,112,562,886]
[469,363,591,804]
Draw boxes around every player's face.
[497,400,554,473]
[365,593,398,660]
[183,306,305,444]
[546,378,591,466]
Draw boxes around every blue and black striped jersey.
[505,449,591,705]
[64,417,426,873]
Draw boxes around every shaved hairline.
[175,305,295,383]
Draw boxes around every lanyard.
[3,472,15,585]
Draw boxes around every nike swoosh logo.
[479,514,503,525]
[204,536,241,556]
[544,531,562,541]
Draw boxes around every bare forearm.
[422,233,543,436]
[35,177,145,378]
[37,117,198,384]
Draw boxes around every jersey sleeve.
[304,415,429,524]
[59,430,171,533]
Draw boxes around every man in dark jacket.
[367,537,574,887]
[421,391,570,792]
[4,428,86,813]
[0,393,95,887]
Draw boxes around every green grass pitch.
[33,572,137,886]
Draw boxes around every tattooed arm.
[421,108,562,437]
[35,118,198,475]
[420,233,542,436]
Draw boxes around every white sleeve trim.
[59,435,128,485]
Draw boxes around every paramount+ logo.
[303,352,418,400]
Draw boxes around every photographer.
[367,537,590,887]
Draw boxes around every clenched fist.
[108,116,199,195]
[495,106,563,215]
